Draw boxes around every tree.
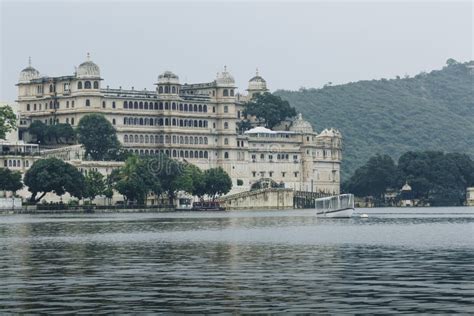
[174,163,205,198]
[243,92,296,129]
[203,167,232,200]
[114,155,162,205]
[77,114,121,160]
[24,158,85,203]
[0,105,17,140]
[28,120,48,144]
[345,154,397,201]
[0,168,23,193]
[83,170,106,201]
[48,123,75,144]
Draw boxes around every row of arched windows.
[158,85,179,94]
[124,148,209,159]
[123,100,207,112]
[77,81,99,90]
[123,134,208,145]
[123,117,208,128]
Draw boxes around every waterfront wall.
[219,188,294,210]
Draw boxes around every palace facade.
[16,55,342,194]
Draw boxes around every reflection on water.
[1,208,473,313]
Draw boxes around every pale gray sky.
[1,0,472,101]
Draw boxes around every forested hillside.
[275,60,474,181]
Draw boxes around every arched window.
[124,101,128,109]
[179,119,183,127]
[199,151,204,158]
[185,136,189,144]
[199,104,203,112]
[112,101,116,109]
[158,118,163,126]
[165,86,170,93]
[155,135,159,143]
[224,152,229,159]
[27,104,30,111]
[172,86,176,93]
[139,102,143,109]
[102,101,106,108]
[172,150,177,157]
[134,102,138,109]
[230,89,234,96]
[112,119,116,125]
[158,86,163,94]
[49,85,53,93]
[184,151,189,158]
[123,117,127,125]
[189,105,193,112]
[189,137,194,144]
[154,102,158,110]
[224,138,229,145]
[194,120,198,127]
[140,135,144,143]
[204,121,208,128]
[77,82,83,89]
[165,135,170,144]
[172,135,177,144]
[223,89,229,96]
[124,135,129,143]
[159,102,163,110]
[66,118,69,124]
[84,81,91,89]
[195,137,198,144]
[165,102,169,110]
[224,105,228,113]
[194,104,198,112]
[135,135,139,143]
[145,118,149,125]
[93,81,99,89]
[160,135,164,144]
[179,103,183,111]
[224,122,229,129]
[85,99,90,106]
[199,120,203,127]
[203,105,207,112]
[204,137,208,144]
[195,150,199,158]
[172,102,176,110]
[199,137,203,144]
[172,118,176,126]
[145,135,149,143]
[144,102,148,110]
[184,104,188,111]
[165,118,169,126]
[190,151,194,158]
[139,118,144,125]
[71,118,74,125]
[134,118,138,125]
[204,151,208,159]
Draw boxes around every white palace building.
[15,55,342,195]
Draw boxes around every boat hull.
[316,207,354,218]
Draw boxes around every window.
[230,89,234,96]
[27,104,30,111]
[85,99,90,106]
[124,135,129,142]
[252,171,256,177]
[77,82,83,89]
[224,138,229,145]
[71,118,74,125]
[112,101,116,109]
[158,86,163,94]
[102,101,106,108]
[93,81,99,89]
[294,172,299,178]
[224,152,229,159]
[72,101,75,107]
[84,81,91,89]
[269,171,273,177]
[223,89,229,96]
[224,122,229,129]
[224,105,228,113]
[112,119,116,125]
[282,172,286,177]
[237,179,243,186]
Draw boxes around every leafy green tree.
[83,170,106,201]
[114,155,162,204]
[203,167,232,200]
[48,123,75,144]
[243,92,296,129]
[345,154,397,201]
[0,168,23,193]
[77,114,120,160]
[0,105,17,140]
[24,158,85,203]
[28,120,48,144]
[175,163,205,198]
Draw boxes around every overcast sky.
[0,0,472,101]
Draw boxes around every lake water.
[0,207,473,313]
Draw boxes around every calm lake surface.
[0,207,473,313]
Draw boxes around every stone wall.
[219,188,294,210]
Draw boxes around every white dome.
[158,71,180,84]
[290,113,313,133]
[318,128,341,138]
[216,66,235,87]
[248,69,267,91]
[19,58,40,83]
[401,182,412,191]
[76,54,100,78]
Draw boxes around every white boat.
[314,194,355,218]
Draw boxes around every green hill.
[275,60,474,181]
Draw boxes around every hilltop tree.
[24,158,85,203]
[0,105,17,140]
[243,92,296,129]
[77,114,120,160]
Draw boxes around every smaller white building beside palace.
[12,55,342,196]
